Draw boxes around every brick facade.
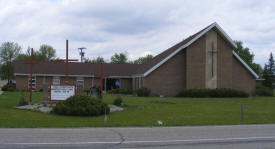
[15,76,132,92]
[143,50,186,96]
[232,56,256,95]
[186,35,206,89]
[142,29,256,96]
[217,32,233,88]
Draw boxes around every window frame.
[52,76,61,85]
[28,76,36,89]
[76,77,84,88]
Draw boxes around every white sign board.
[51,85,75,101]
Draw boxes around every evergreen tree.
[262,64,272,88]
[262,53,275,89]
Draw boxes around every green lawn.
[0,91,274,128]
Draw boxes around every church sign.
[50,85,75,101]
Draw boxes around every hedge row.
[177,88,249,98]
[255,85,274,96]
[107,88,151,97]
[1,83,16,91]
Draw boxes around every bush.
[18,91,28,106]
[177,88,249,98]
[1,83,16,91]
[135,88,151,97]
[52,94,110,116]
[113,96,123,106]
[255,85,274,96]
[108,88,134,95]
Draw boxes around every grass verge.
[0,91,274,127]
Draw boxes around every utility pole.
[78,47,86,63]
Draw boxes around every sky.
[0,0,274,66]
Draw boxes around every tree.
[262,53,275,89]
[38,44,56,60]
[234,41,262,75]
[0,42,21,83]
[85,56,106,63]
[262,64,272,88]
[110,52,128,64]
[17,45,56,61]
[17,47,33,61]
[131,54,153,64]
[0,62,13,81]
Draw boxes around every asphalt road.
[1,125,275,149]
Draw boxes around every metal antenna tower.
[78,47,86,62]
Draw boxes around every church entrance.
[104,78,119,91]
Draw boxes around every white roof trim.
[232,51,259,78]
[143,22,237,77]
[107,76,132,78]
[256,78,265,81]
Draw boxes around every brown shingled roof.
[14,61,140,77]
[135,24,212,75]
[16,23,239,78]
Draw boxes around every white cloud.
[0,0,275,66]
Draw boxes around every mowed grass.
[0,91,275,128]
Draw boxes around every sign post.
[24,48,38,104]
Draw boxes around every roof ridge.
[134,23,213,75]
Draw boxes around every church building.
[14,22,259,96]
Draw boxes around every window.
[28,76,36,89]
[76,77,84,88]
[52,76,60,85]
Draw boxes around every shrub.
[177,88,249,98]
[135,88,151,97]
[1,83,16,91]
[18,91,28,106]
[255,85,274,96]
[52,94,110,116]
[113,96,123,106]
[108,88,134,95]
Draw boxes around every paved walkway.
[1,124,275,149]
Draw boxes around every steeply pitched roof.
[136,22,259,79]
[14,61,140,77]
[14,22,259,79]
[135,23,212,75]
